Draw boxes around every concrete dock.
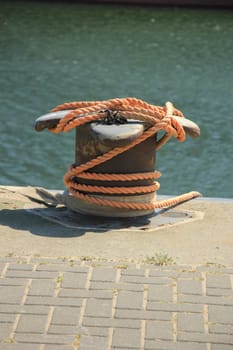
[0,186,232,349]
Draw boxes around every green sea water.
[0,1,233,198]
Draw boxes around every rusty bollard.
[34,98,200,218]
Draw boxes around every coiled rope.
[49,97,200,211]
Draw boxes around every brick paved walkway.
[0,257,233,350]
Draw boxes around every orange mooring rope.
[49,97,200,210]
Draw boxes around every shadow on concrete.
[0,208,87,237]
[0,206,156,237]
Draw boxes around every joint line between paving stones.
[172,312,177,342]
[21,278,32,305]
[9,314,20,342]
[112,290,118,318]
[143,284,148,311]
[140,320,146,350]
[85,265,93,290]
[116,268,121,284]
[141,271,148,350]
[79,299,87,327]
[203,304,209,334]
[172,276,178,304]
[201,271,207,296]
[54,271,63,297]
[108,327,114,350]
[44,306,55,334]
[112,268,121,318]
[1,262,9,277]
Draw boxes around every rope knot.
[98,109,127,125]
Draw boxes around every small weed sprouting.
[144,253,175,266]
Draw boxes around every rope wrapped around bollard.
[35,97,201,212]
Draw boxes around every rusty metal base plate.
[26,205,203,232]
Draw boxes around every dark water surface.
[1,1,233,197]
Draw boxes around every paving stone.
[197,266,233,273]
[121,268,145,276]
[36,264,89,273]
[207,288,233,296]
[0,313,16,322]
[116,290,143,309]
[16,314,48,333]
[209,323,233,335]
[177,331,233,344]
[177,312,205,332]
[0,257,20,263]
[147,301,203,313]
[29,279,56,296]
[0,286,25,304]
[59,288,112,299]
[176,271,201,279]
[0,277,28,286]
[149,269,179,278]
[48,324,80,335]
[78,335,109,350]
[20,305,50,315]
[52,306,80,325]
[117,319,141,330]
[61,272,87,289]
[14,333,74,345]
[112,348,139,350]
[160,265,194,271]
[44,346,73,350]
[115,309,172,321]
[91,267,116,282]
[148,284,173,302]
[0,344,40,350]
[146,320,173,341]
[8,264,34,271]
[0,304,21,313]
[178,294,233,306]
[82,316,141,329]
[90,281,144,292]
[85,298,112,318]
[5,270,58,279]
[84,326,109,337]
[206,274,232,289]
[208,305,233,324]
[177,279,203,295]
[144,340,207,349]
[0,323,13,340]
[211,345,233,350]
[77,317,110,328]
[30,258,67,265]
[25,296,82,307]
[120,282,145,292]
[88,281,117,291]
[112,328,141,348]
[121,275,171,285]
